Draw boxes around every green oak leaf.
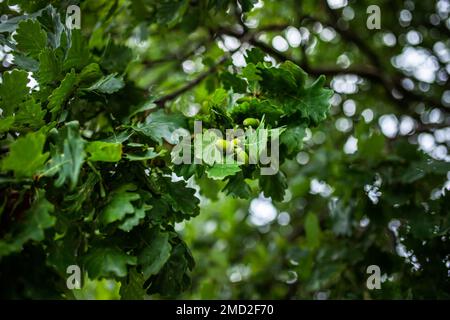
[47,69,78,114]
[124,148,160,161]
[230,99,283,125]
[84,247,137,278]
[85,73,125,94]
[13,53,40,72]
[63,173,99,215]
[162,179,200,217]
[101,42,134,73]
[280,125,306,156]
[220,71,247,93]
[13,99,46,129]
[63,29,90,70]
[5,1,48,15]
[146,242,194,297]
[86,141,122,162]
[138,228,172,278]
[78,63,103,84]
[0,190,55,258]
[38,47,62,84]
[257,61,333,125]
[0,117,15,133]
[118,205,149,232]
[152,176,199,218]
[223,173,252,199]
[245,48,266,64]
[47,228,82,276]
[0,98,43,132]
[210,88,228,107]
[259,60,305,93]
[259,171,287,202]
[132,110,187,145]
[37,5,65,49]
[1,131,49,178]
[101,184,140,224]
[242,63,262,84]
[206,163,241,180]
[155,0,190,28]
[295,76,334,125]
[44,121,85,190]
[120,268,146,300]
[0,69,29,115]
[14,19,47,58]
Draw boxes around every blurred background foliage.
[0,0,449,299]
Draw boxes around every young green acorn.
[243,117,260,128]
[215,138,234,154]
[235,147,249,164]
[236,96,253,103]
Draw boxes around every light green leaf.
[210,88,228,107]
[206,163,241,180]
[118,206,149,232]
[85,73,125,94]
[86,141,122,162]
[0,117,15,133]
[124,148,160,161]
[242,63,262,82]
[1,131,49,178]
[101,184,140,224]
[78,63,102,83]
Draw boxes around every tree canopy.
[0,0,449,299]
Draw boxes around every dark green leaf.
[84,247,137,278]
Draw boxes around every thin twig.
[153,54,229,108]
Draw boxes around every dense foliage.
[0,0,449,299]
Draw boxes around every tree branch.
[320,1,447,112]
[150,28,255,110]
[140,39,212,68]
[153,54,229,108]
